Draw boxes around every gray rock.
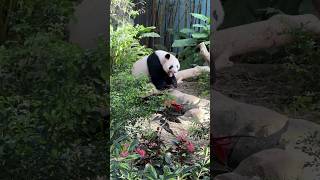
[215,172,261,180]
[213,91,288,137]
[234,148,303,180]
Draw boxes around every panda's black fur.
[147,52,177,90]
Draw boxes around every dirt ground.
[216,63,320,124]
[177,79,210,100]
[176,63,320,124]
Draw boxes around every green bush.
[0,0,77,43]
[110,72,167,141]
[172,13,210,48]
[171,13,210,69]
[110,133,210,180]
[282,30,320,111]
[110,0,143,28]
[0,0,109,179]
[0,33,107,179]
[110,24,160,73]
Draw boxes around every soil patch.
[215,63,320,124]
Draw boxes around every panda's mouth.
[168,71,174,77]
[168,66,176,77]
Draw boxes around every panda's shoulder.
[154,50,169,58]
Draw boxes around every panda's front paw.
[177,79,183,84]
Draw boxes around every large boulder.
[233,148,303,180]
[213,91,288,137]
[215,172,261,180]
[213,91,320,180]
[212,91,289,165]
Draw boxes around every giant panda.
[132,50,180,90]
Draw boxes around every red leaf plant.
[164,100,184,112]
[135,148,146,158]
[171,132,196,164]
[120,151,129,158]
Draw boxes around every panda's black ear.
[165,54,170,59]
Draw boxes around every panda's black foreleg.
[166,75,177,88]
[152,76,177,90]
[152,79,169,90]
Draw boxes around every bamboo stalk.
[199,0,202,15]
[199,0,201,26]
[166,0,172,50]
[172,0,179,37]
[190,0,194,27]
[159,0,163,45]
[164,0,167,48]
[206,0,208,17]
[156,0,160,46]
[184,0,187,26]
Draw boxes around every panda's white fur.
[132,50,180,78]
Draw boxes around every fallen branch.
[198,42,210,64]
[212,14,320,70]
[175,66,210,83]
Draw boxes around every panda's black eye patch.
[165,54,170,59]
[169,65,173,69]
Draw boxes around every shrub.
[0,0,77,43]
[1,0,109,179]
[282,29,320,112]
[110,72,167,141]
[110,0,146,28]
[0,33,107,179]
[110,131,210,179]
[171,13,210,69]
[110,24,160,73]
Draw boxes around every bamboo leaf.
[192,24,206,29]
[140,32,160,38]
[180,28,195,34]
[191,33,208,39]
[172,38,197,47]
[190,13,209,22]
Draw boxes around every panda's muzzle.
[168,65,175,77]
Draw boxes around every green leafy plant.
[0,0,77,44]
[172,13,210,48]
[0,32,107,179]
[110,23,164,141]
[110,131,210,180]
[281,29,320,112]
[190,146,210,179]
[0,1,108,179]
[111,0,145,28]
[197,71,210,98]
[110,24,160,73]
[171,13,210,69]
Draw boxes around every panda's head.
[156,50,180,77]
